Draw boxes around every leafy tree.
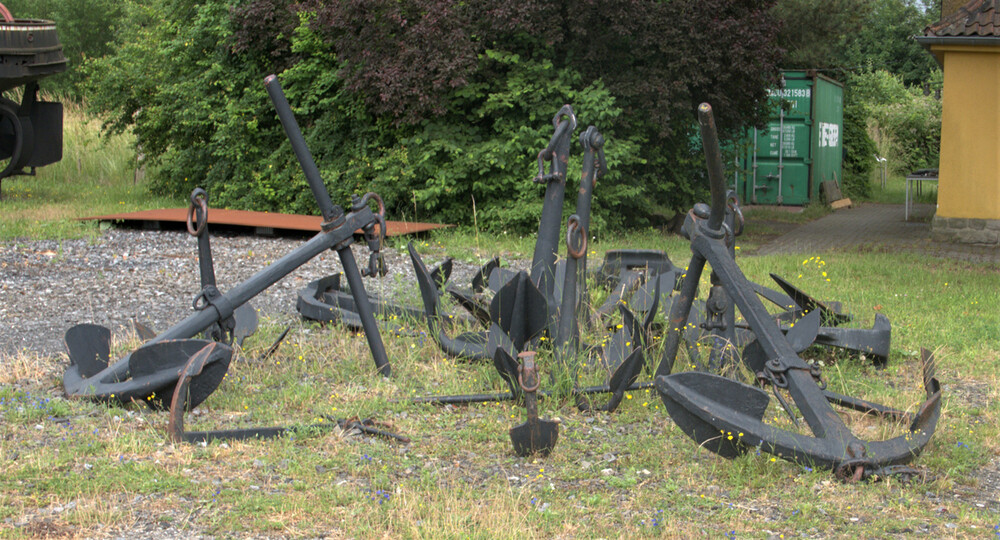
[848,69,941,173]
[772,0,938,82]
[842,0,939,85]
[88,0,783,232]
[771,0,871,69]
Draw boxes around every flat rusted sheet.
[80,208,453,237]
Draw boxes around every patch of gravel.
[0,227,484,358]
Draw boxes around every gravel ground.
[0,227,484,358]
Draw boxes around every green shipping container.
[737,71,843,205]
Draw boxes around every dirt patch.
[738,219,802,254]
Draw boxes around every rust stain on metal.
[80,208,453,237]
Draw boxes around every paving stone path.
[756,203,1000,264]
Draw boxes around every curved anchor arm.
[407,242,489,361]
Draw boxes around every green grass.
[866,172,939,206]
[2,247,998,537]
[0,100,182,241]
[1,108,997,538]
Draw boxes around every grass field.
[1,109,997,538]
[0,100,181,241]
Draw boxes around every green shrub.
[84,0,783,233]
[841,87,877,200]
[848,69,941,177]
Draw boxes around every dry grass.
[0,349,62,385]
[1,116,999,536]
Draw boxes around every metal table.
[905,169,938,221]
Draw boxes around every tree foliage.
[771,0,871,69]
[772,0,941,195]
[849,69,941,173]
[772,0,938,84]
[86,0,783,231]
[841,0,939,86]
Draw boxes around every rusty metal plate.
[80,208,453,237]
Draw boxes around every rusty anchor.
[63,75,393,407]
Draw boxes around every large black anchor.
[551,126,653,413]
[63,75,393,407]
[405,105,578,362]
[654,104,941,479]
[411,123,648,409]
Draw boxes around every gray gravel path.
[0,228,477,358]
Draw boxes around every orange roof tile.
[925,0,1000,37]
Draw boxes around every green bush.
[848,69,941,177]
[841,87,877,200]
[84,0,783,233]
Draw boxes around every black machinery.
[0,3,66,197]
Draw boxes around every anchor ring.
[517,364,540,393]
[360,191,386,221]
[566,215,587,259]
[359,192,386,239]
[192,291,209,311]
[187,189,208,236]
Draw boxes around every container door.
[750,121,811,205]
[742,75,814,205]
[809,75,844,199]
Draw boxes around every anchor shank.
[554,227,580,366]
[146,209,374,349]
[655,251,707,378]
[573,127,603,327]
[196,231,216,290]
[695,234,858,444]
[529,106,575,303]
[337,242,391,377]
